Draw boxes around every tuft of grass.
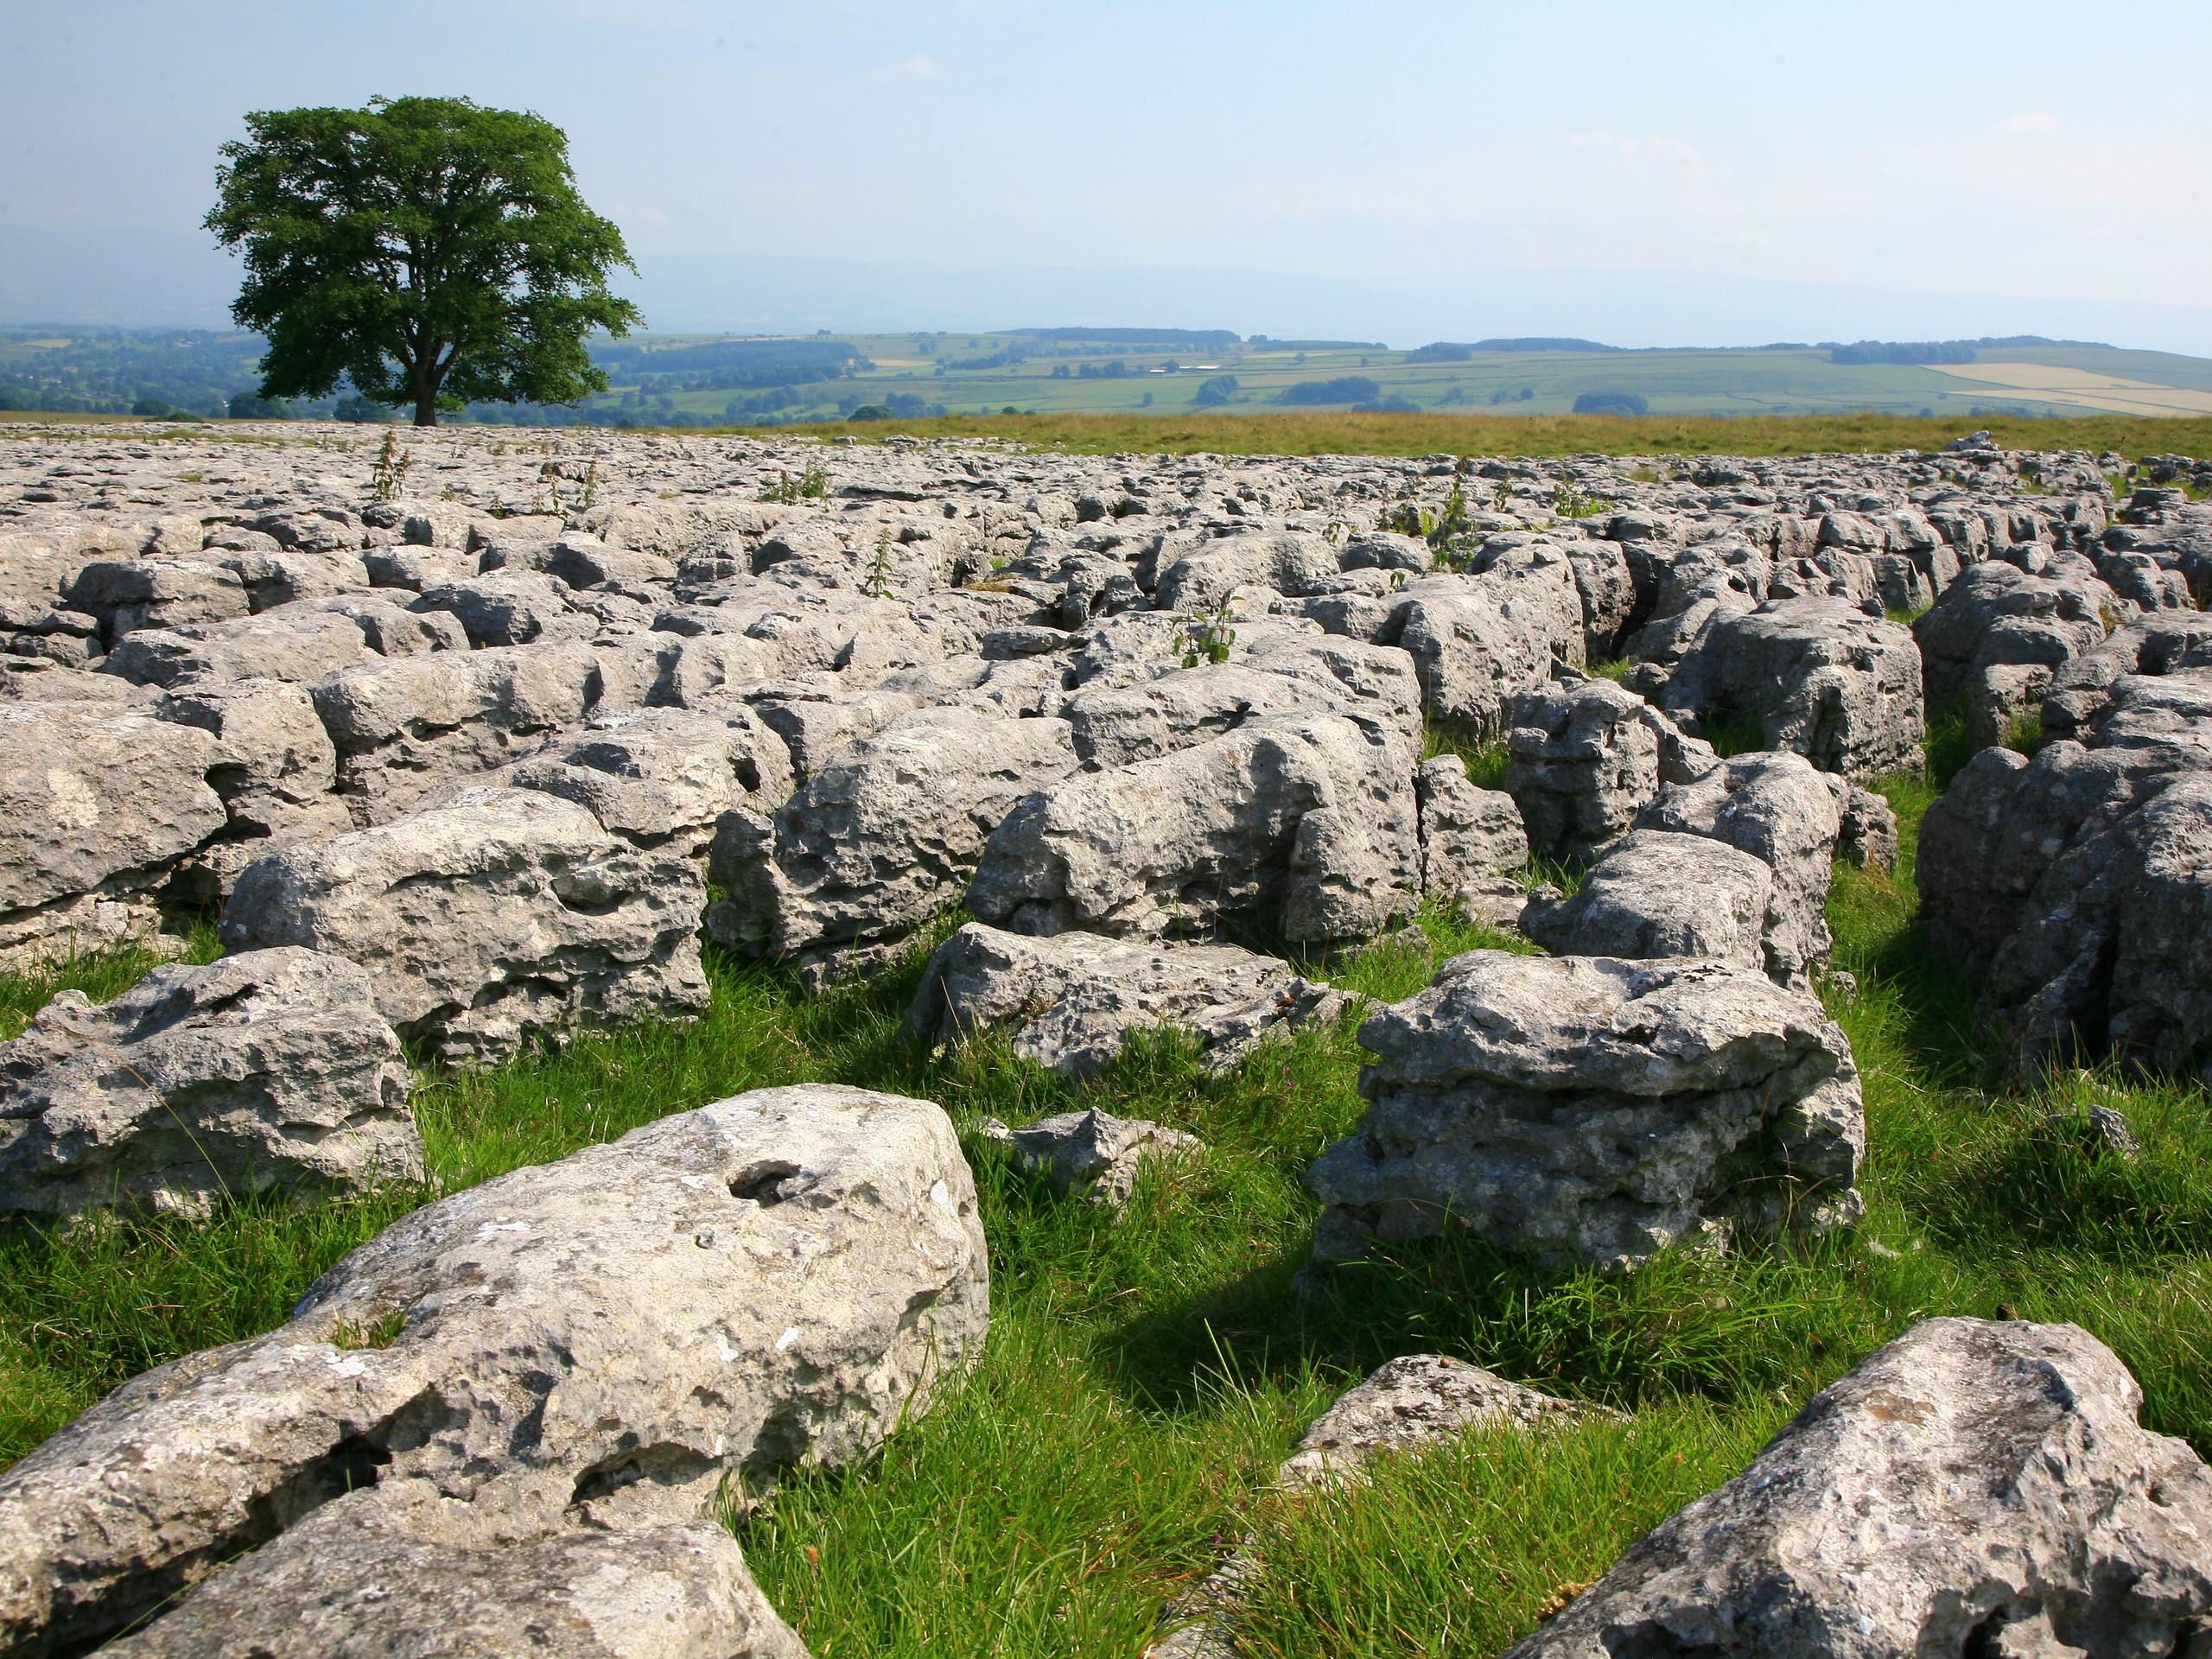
[1704,709,1770,759]
[1224,1401,1789,1659]
[1421,727,1510,791]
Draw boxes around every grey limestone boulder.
[65,556,250,641]
[0,948,417,1218]
[0,701,227,968]
[1523,830,1777,977]
[156,678,353,900]
[967,710,1419,947]
[1153,530,1342,612]
[101,1507,806,1659]
[708,706,1079,984]
[1664,597,1924,779]
[903,921,1338,1079]
[1918,670,2212,1084]
[1635,750,1845,988]
[1306,951,1865,1272]
[1504,677,1703,861]
[497,705,795,859]
[221,785,709,1065]
[410,571,601,648]
[1007,1106,1202,1207]
[1389,571,1571,742]
[0,1084,982,1657]
[310,639,605,824]
[1509,1318,2212,1659]
[98,606,375,688]
[2040,609,2212,742]
[1913,554,2125,710]
[1414,753,1529,902]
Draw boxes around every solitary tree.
[207,96,639,426]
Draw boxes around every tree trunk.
[411,360,439,427]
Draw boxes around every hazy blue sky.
[3,2,2208,344]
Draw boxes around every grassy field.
[2,712,2209,1656]
[730,408,2212,461]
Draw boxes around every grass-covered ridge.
[2,734,2209,1656]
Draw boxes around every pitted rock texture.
[0,948,416,1218]
[100,1506,808,1659]
[220,785,709,1065]
[968,710,1420,946]
[1523,830,1778,977]
[707,706,1080,984]
[0,700,226,967]
[1634,749,1845,989]
[1917,669,2212,1086]
[1306,951,1864,1272]
[905,921,1340,1079]
[1664,597,1925,778]
[1507,1319,2212,1659]
[1504,678,1703,861]
[0,1084,985,1658]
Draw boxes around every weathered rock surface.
[1664,598,1925,778]
[156,677,354,900]
[221,786,709,1065]
[904,921,1339,1078]
[1913,553,2125,709]
[1523,830,1778,977]
[1306,951,1864,1272]
[0,948,416,1218]
[1007,1107,1202,1207]
[1414,753,1529,903]
[0,701,226,967]
[707,707,1078,982]
[1504,678,1700,861]
[497,705,795,858]
[968,711,1419,946]
[0,1084,984,1658]
[1917,669,2212,1084]
[101,1506,807,1659]
[1509,1318,2212,1659]
[309,639,605,824]
[1635,750,1845,988]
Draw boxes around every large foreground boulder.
[1663,598,1925,778]
[102,1510,806,1659]
[1917,669,2212,1084]
[1306,952,1864,1272]
[967,711,1420,946]
[221,786,709,1065]
[1510,1318,2212,1659]
[0,1084,986,1658]
[0,701,227,967]
[0,949,416,1218]
[904,922,1340,1078]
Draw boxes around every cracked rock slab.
[1508,1318,2212,1659]
[0,1083,986,1657]
[0,947,417,1219]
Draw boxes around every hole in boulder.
[729,1160,801,1205]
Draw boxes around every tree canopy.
[206,96,639,426]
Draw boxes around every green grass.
[3,731,2212,1656]
[710,409,2212,461]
